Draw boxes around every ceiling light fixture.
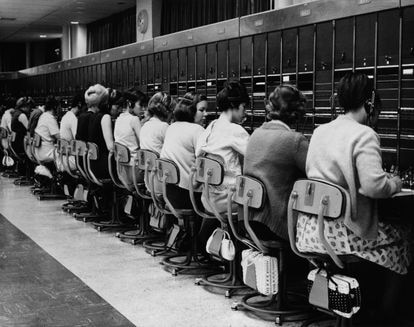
[70,21,79,24]
[39,34,47,38]
[0,17,16,21]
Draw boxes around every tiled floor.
[0,177,305,327]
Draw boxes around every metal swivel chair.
[153,158,216,276]
[67,140,101,219]
[138,149,171,256]
[57,139,86,211]
[228,175,312,326]
[13,133,34,186]
[31,132,67,201]
[1,128,20,178]
[86,142,130,232]
[111,143,157,245]
[189,156,247,298]
[288,179,362,327]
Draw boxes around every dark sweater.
[243,121,308,240]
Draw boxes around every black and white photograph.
[0,0,413,326]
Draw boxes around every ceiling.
[0,0,136,42]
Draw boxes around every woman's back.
[161,121,204,190]
[114,111,139,157]
[87,112,110,178]
[244,121,307,239]
[307,115,395,239]
[140,117,169,154]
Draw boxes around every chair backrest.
[73,140,88,156]
[288,179,350,269]
[86,142,98,160]
[57,139,69,155]
[33,133,42,148]
[0,127,8,139]
[137,149,159,170]
[113,142,131,164]
[232,175,266,209]
[156,158,180,185]
[194,156,224,186]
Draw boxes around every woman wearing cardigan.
[296,72,410,323]
[243,84,308,241]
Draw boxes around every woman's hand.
[390,176,403,193]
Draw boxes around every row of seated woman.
[1,72,412,327]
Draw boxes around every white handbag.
[241,249,279,296]
[220,231,235,261]
[2,154,14,167]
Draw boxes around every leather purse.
[206,228,225,258]
[307,269,361,318]
[220,231,235,261]
[149,203,167,231]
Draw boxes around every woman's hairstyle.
[216,79,250,111]
[173,98,196,122]
[114,89,149,109]
[147,92,176,120]
[267,85,306,123]
[337,72,374,112]
[84,84,109,108]
[71,93,85,109]
[15,96,34,110]
[44,95,59,112]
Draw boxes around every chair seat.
[261,239,290,249]
[176,209,195,216]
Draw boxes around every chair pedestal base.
[74,212,105,223]
[162,252,221,276]
[37,193,67,201]
[143,239,174,257]
[231,292,313,326]
[195,258,247,298]
[93,220,131,232]
[115,228,158,245]
[14,177,33,186]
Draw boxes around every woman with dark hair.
[114,90,148,187]
[243,84,308,240]
[160,96,205,208]
[196,79,250,214]
[296,72,409,322]
[180,91,208,126]
[34,95,60,163]
[84,84,113,179]
[11,97,32,156]
[139,92,175,154]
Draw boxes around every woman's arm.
[18,114,29,129]
[131,116,142,145]
[355,130,399,198]
[232,125,249,156]
[101,114,114,151]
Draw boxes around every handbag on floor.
[149,203,167,231]
[206,228,236,261]
[241,249,279,295]
[307,269,361,318]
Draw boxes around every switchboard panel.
[196,45,206,81]
[282,28,297,75]
[229,39,240,78]
[217,41,228,79]
[178,48,187,82]
[253,34,266,76]
[240,37,253,77]
[355,13,376,68]
[187,47,196,81]
[335,18,353,69]
[206,43,216,80]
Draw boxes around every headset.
[364,90,378,128]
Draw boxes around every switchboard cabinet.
[335,18,353,69]
[282,28,297,74]
[267,31,281,76]
[178,48,187,82]
[253,34,266,76]
[298,25,314,73]
[162,52,170,90]
[402,7,414,65]
[206,43,216,80]
[154,53,162,84]
[229,39,240,78]
[240,37,253,77]
[355,13,376,68]
[187,47,196,81]
[196,45,206,80]
[170,50,178,82]
[133,58,141,88]
[141,57,148,93]
[217,41,228,79]
[127,59,134,88]
[147,54,154,85]
[378,10,400,67]
[315,22,333,127]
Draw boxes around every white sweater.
[306,115,398,240]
